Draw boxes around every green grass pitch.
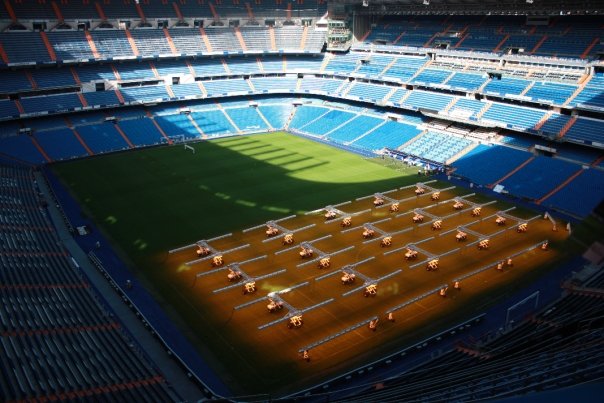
[54,132,418,259]
[51,131,603,395]
[52,132,421,391]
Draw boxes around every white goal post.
[184,144,195,154]
[505,291,540,327]
[160,135,195,153]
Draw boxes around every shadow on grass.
[52,132,420,258]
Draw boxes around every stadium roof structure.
[336,0,604,15]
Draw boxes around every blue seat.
[46,31,95,61]
[228,57,262,75]
[191,110,237,137]
[0,159,177,402]
[108,106,148,119]
[501,156,579,200]
[347,82,393,102]
[171,83,203,99]
[535,35,596,58]
[563,117,604,145]
[258,105,293,129]
[502,34,542,53]
[168,28,208,54]
[83,91,121,108]
[400,131,473,164]
[382,55,428,82]
[483,77,531,96]
[69,111,107,126]
[300,78,344,95]
[115,61,155,81]
[119,85,170,103]
[117,118,165,147]
[289,105,329,130]
[403,91,453,112]
[525,82,577,105]
[457,33,504,52]
[0,134,47,164]
[355,55,393,77]
[326,115,384,144]
[445,72,487,91]
[482,103,545,131]
[452,145,533,186]
[202,79,251,96]
[74,63,117,82]
[76,122,130,154]
[0,120,22,137]
[0,70,31,93]
[352,121,421,151]
[155,114,201,140]
[251,77,297,93]
[275,27,325,52]
[34,128,89,160]
[153,59,190,77]
[412,69,452,86]
[299,109,356,136]
[22,115,67,131]
[261,56,285,73]
[20,93,83,114]
[0,32,51,63]
[569,72,604,110]
[0,99,20,119]
[386,88,409,105]
[543,168,604,217]
[447,98,487,119]
[129,29,174,56]
[324,53,365,75]
[189,58,228,77]
[225,107,268,132]
[285,56,324,71]
[30,68,77,89]
[90,30,135,58]
[539,113,571,136]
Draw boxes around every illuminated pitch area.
[166,183,568,394]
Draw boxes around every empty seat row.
[362,15,601,59]
[0,26,325,65]
[0,163,178,401]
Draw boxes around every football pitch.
[53,132,417,257]
[53,132,568,396]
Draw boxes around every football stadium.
[1,0,604,401]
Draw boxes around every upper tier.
[361,15,603,60]
[0,26,326,65]
[0,0,328,21]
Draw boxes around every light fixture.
[423,0,430,5]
